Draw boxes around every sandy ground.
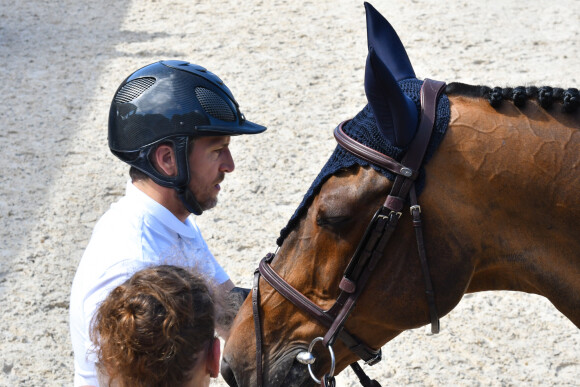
[0,0,578,385]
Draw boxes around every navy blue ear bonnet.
[277,78,450,246]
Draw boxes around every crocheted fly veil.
[277,80,449,245]
[277,3,450,246]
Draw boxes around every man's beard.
[194,173,224,211]
[199,196,218,211]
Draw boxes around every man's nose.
[220,149,235,173]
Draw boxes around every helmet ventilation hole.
[195,87,235,122]
[114,77,156,103]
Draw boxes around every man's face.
[188,136,235,211]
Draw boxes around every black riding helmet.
[108,60,266,215]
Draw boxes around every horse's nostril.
[220,358,238,387]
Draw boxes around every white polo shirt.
[69,181,228,386]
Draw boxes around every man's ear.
[151,144,177,176]
[206,337,221,378]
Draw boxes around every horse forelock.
[277,78,451,246]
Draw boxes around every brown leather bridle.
[252,79,446,387]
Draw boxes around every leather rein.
[252,79,446,387]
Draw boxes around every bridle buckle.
[364,349,382,366]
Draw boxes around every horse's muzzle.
[220,352,315,387]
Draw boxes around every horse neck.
[421,95,580,294]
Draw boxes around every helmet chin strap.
[176,187,204,216]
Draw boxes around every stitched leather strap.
[322,79,446,349]
[258,257,382,363]
[385,79,446,212]
[334,122,415,178]
[252,269,264,387]
[409,184,440,333]
[253,79,445,386]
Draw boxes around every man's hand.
[213,281,251,340]
[230,286,251,304]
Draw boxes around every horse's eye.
[316,216,351,227]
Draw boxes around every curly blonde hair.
[90,265,215,387]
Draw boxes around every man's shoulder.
[95,196,147,231]
[82,200,149,259]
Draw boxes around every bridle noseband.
[252,79,446,387]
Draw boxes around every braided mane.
[446,82,579,113]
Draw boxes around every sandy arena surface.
[0,0,578,385]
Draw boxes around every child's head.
[91,265,220,387]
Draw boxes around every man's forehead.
[198,135,231,146]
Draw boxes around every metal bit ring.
[305,337,335,384]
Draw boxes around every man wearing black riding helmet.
[69,60,266,387]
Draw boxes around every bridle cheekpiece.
[252,79,446,387]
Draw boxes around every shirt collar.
[125,181,198,239]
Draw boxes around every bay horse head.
[222,2,580,386]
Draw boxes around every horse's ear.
[365,2,415,81]
[364,2,418,147]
